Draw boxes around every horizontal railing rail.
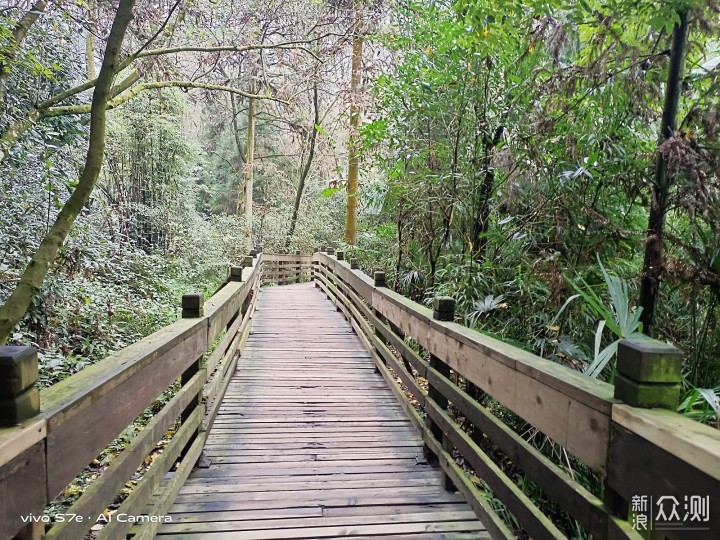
[261,252,314,286]
[311,249,720,540]
[0,252,263,540]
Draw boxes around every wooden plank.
[262,254,314,263]
[178,476,441,494]
[423,429,514,539]
[154,520,484,539]
[0,417,46,468]
[204,281,247,344]
[426,360,609,537]
[0,440,47,540]
[44,371,206,540]
[157,510,479,534]
[96,406,204,540]
[169,493,468,513]
[372,289,612,473]
[612,404,720,480]
[133,430,207,540]
[41,317,207,498]
[608,422,718,540]
[425,399,564,539]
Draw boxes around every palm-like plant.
[569,256,644,378]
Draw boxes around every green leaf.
[321,187,342,197]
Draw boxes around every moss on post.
[614,338,682,409]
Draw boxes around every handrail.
[311,250,720,540]
[0,252,263,540]
[2,249,716,539]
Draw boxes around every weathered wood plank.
[44,371,205,540]
[608,422,718,540]
[41,317,207,498]
[372,288,612,473]
[162,281,485,538]
[0,440,47,539]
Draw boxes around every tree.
[344,1,363,245]
[639,9,690,336]
[287,81,320,247]
[0,0,137,343]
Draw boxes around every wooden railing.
[261,251,313,286]
[0,253,263,540]
[1,249,717,540]
[311,249,719,540]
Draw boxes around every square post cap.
[0,346,40,426]
[229,266,243,282]
[182,293,204,318]
[433,296,456,321]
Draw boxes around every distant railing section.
[311,249,720,540]
[261,252,313,286]
[0,252,263,540]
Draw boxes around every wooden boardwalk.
[157,282,487,539]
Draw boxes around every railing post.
[0,346,40,427]
[180,293,204,459]
[350,257,359,270]
[372,271,389,373]
[295,250,302,283]
[614,339,682,409]
[425,296,457,492]
[373,270,386,287]
[0,346,43,539]
[605,338,683,536]
[229,266,243,282]
[336,251,344,261]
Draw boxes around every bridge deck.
[157,282,487,539]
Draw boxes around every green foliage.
[567,257,644,379]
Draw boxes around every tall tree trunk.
[639,10,689,336]
[0,0,137,344]
[229,91,246,213]
[287,83,320,249]
[243,95,256,248]
[344,11,363,245]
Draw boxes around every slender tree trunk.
[86,34,96,81]
[243,95,256,247]
[287,83,320,248]
[639,10,689,336]
[0,0,136,344]
[229,91,245,213]
[344,11,363,245]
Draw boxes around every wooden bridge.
[1,251,718,539]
